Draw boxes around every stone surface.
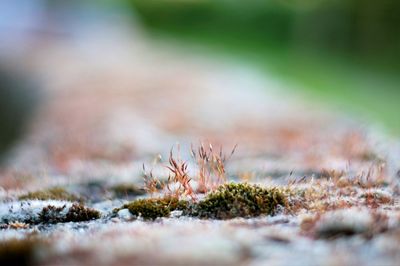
[0,22,399,266]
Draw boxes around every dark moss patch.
[121,197,189,220]
[19,187,81,202]
[65,203,101,222]
[110,184,146,198]
[192,183,286,219]
[38,205,67,224]
[0,238,39,266]
[38,203,100,224]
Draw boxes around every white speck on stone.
[117,209,133,221]
[170,210,183,218]
[92,200,126,215]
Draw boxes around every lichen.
[192,183,286,219]
[19,187,81,202]
[120,197,189,220]
[110,184,146,197]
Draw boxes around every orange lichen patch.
[361,190,393,208]
[8,222,30,230]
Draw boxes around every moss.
[38,205,66,224]
[116,183,286,220]
[19,187,81,202]
[64,203,101,222]
[192,183,286,219]
[110,184,146,197]
[38,203,100,224]
[121,197,189,220]
[0,238,38,266]
[125,199,169,220]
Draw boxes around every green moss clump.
[0,238,38,266]
[64,203,101,222]
[125,199,169,220]
[116,183,286,220]
[193,183,286,219]
[19,187,81,202]
[110,184,146,197]
[122,197,189,220]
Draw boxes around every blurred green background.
[124,0,400,134]
[0,0,399,159]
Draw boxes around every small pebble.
[117,209,133,221]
